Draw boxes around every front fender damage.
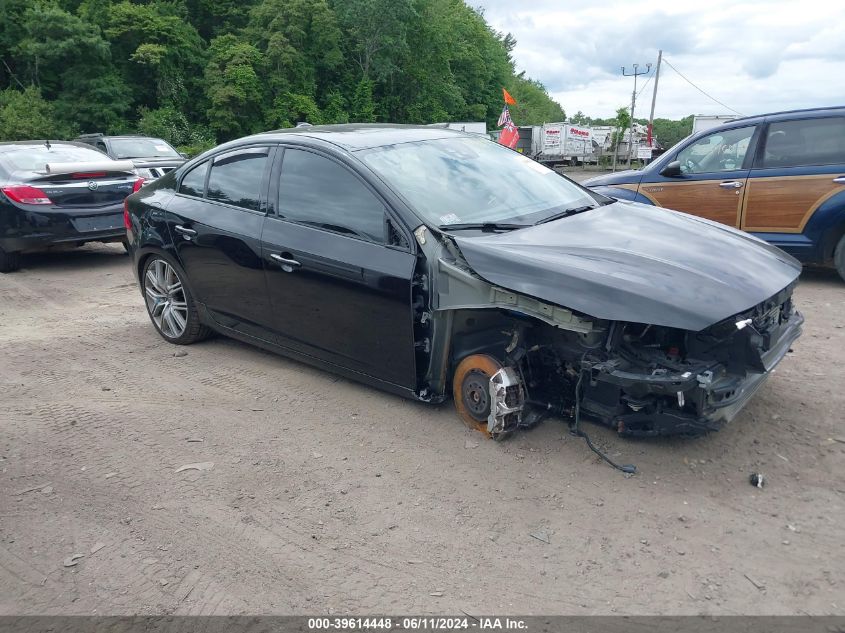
[414,230,803,440]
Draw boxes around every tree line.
[0,0,569,153]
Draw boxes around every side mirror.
[659,160,682,177]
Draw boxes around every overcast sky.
[472,0,845,120]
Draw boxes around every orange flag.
[502,88,516,105]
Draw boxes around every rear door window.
[206,148,269,212]
[760,117,845,168]
[178,162,208,198]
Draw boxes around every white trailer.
[692,114,735,134]
[538,122,593,165]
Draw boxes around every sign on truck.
[539,123,593,166]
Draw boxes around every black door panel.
[166,196,271,338]
[262,217,417,388]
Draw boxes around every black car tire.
[142,254,211,345]
[835,233,845,283]
[0,246,21,273]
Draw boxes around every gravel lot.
[1,239,843,617]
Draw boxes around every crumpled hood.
[453,200,801,331]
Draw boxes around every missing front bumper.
[583,309,804,437]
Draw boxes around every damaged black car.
[124,125,803,440]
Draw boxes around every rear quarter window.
[178,161,208,198]
[761,117,845,168]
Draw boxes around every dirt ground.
[0,240,843,617]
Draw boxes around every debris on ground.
[173,350,188,358]
[63,554,84,567]
[744,573,766,590]
[90,542,106,555]
[749,473,765,488]
[529,530,550,544]
[13,482,52,496]
[464,439,479,449]
[174,461,215,473]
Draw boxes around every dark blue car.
[584,106,845,281]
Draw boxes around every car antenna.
[45,140,51,150]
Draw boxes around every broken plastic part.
[487,366,524,437]
[736,318,753,330]
[413,225,427,246]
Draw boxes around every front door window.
[676,126,755,174]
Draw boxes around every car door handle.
[269,253,302,270]
[174,225,197,237]
[719,181,744,189]
[833,176,845,184]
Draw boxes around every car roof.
[727,105,845,126]
[245,123,470,151]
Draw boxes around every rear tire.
[835,234,845,283]
[0,246,21,273]
[142,254,211,345]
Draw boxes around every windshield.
[359,136,598,227]
[0,144,111,171]
[110,138,180,159]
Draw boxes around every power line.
[662,57,745,116]
[636,73,653,99]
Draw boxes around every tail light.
[133,178,145,193]
[123,199,131,230]
[1,185,52,205]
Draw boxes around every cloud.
[473,0,845,118]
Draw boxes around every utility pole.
[647,50,663,161]
[621,62,651,167]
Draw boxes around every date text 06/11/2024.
[307,617,529,630]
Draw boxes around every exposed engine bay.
[412,230,804,442]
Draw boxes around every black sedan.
[0,141,144,272]
[125,125,803,442]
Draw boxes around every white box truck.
[538,123,593,166]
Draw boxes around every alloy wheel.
[144,259,188,339]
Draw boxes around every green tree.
[105,1,206,115]
[0,87,59,140]
[266,92,323,128]
[652,115,693,149]
[15,4,130,132]
[508,74,565,125]
[203,35,265,140]
[247,0,343,99]
[332,0,414,82]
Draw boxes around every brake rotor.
[452,354,503,436]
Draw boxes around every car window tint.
[278,149,385,243]
[206,148,269,212]
[676,126,755,174]
[179,161,208,198]
[762,117,845,168]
